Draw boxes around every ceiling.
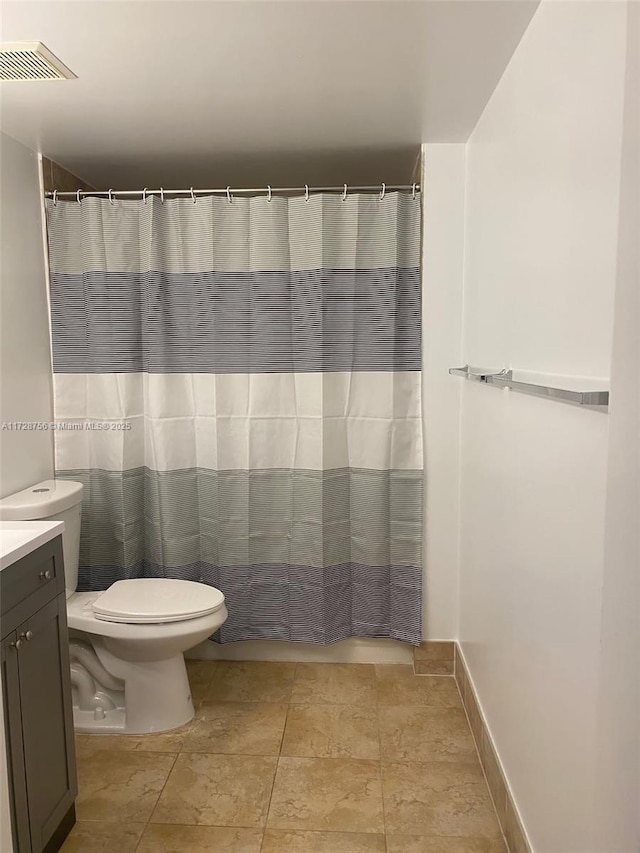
[0,1,539,188]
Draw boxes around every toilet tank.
[0,480,84,597]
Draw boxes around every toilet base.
[71,648,195,734]
[74,705,128,734]
[73,705,192,735]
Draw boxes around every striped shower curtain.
[45,192,423,643]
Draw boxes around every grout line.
[259,688,292,851]
[412,672,456,678]
[130,749,180,852]
[376,668,389,853]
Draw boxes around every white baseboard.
[186,637,414,664]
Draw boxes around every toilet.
[0,480,227,734]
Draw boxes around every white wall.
[594,3,639,849]
[0,133,55,498]
[0,132,55,853]
[457,3,630,851]
[421,144,465,639]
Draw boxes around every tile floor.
[61,661,507,853]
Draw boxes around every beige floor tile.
[291,663,376,705]
[267,756,384,834]
[75,750,176,822]
[414,642,455,674]
[378,706,478,763]
[75,727,189,756]
[375,665,462,707]
[281,704,379,759]
[206,661,296,702]
[386,835,507,853]
[150,752,277,827]
[262,829,386,852]
[136,823,263,852]
[183,701,288,754]
[59,821,145,852]
[186,659,218,705]
[382,761,503,838]
[414,641,455,662]
[415,660,454,675]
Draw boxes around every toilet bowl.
[0,480,228,734]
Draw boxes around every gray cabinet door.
[1,631,31,852]
[17,596,77,852]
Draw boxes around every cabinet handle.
[39,569,52,581]
[19,631,33,642]
[10,638,22,650]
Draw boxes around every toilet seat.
[67,591,227,642]
[90,578,225,624]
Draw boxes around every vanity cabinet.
[1,536,77,853]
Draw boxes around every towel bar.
[449,365,609,408]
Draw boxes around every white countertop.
[0,520,65,571]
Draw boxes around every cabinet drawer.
[1,537,64,627]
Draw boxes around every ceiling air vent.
[0,42,75,81]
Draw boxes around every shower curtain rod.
[45,183,420,201]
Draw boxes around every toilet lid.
[91,579,225,624]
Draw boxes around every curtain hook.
[52,190,58,206]
[76,189,82,204]
[412,182,417,200]
[160,187,164,204]
[304,184,310,202]
[108,189,115,205]
[342,184,348,202]
[267,185,272,202]
[142,187,148,204]
[380,182,386,201]
[226,186,233,204]
[190,187,196,204]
